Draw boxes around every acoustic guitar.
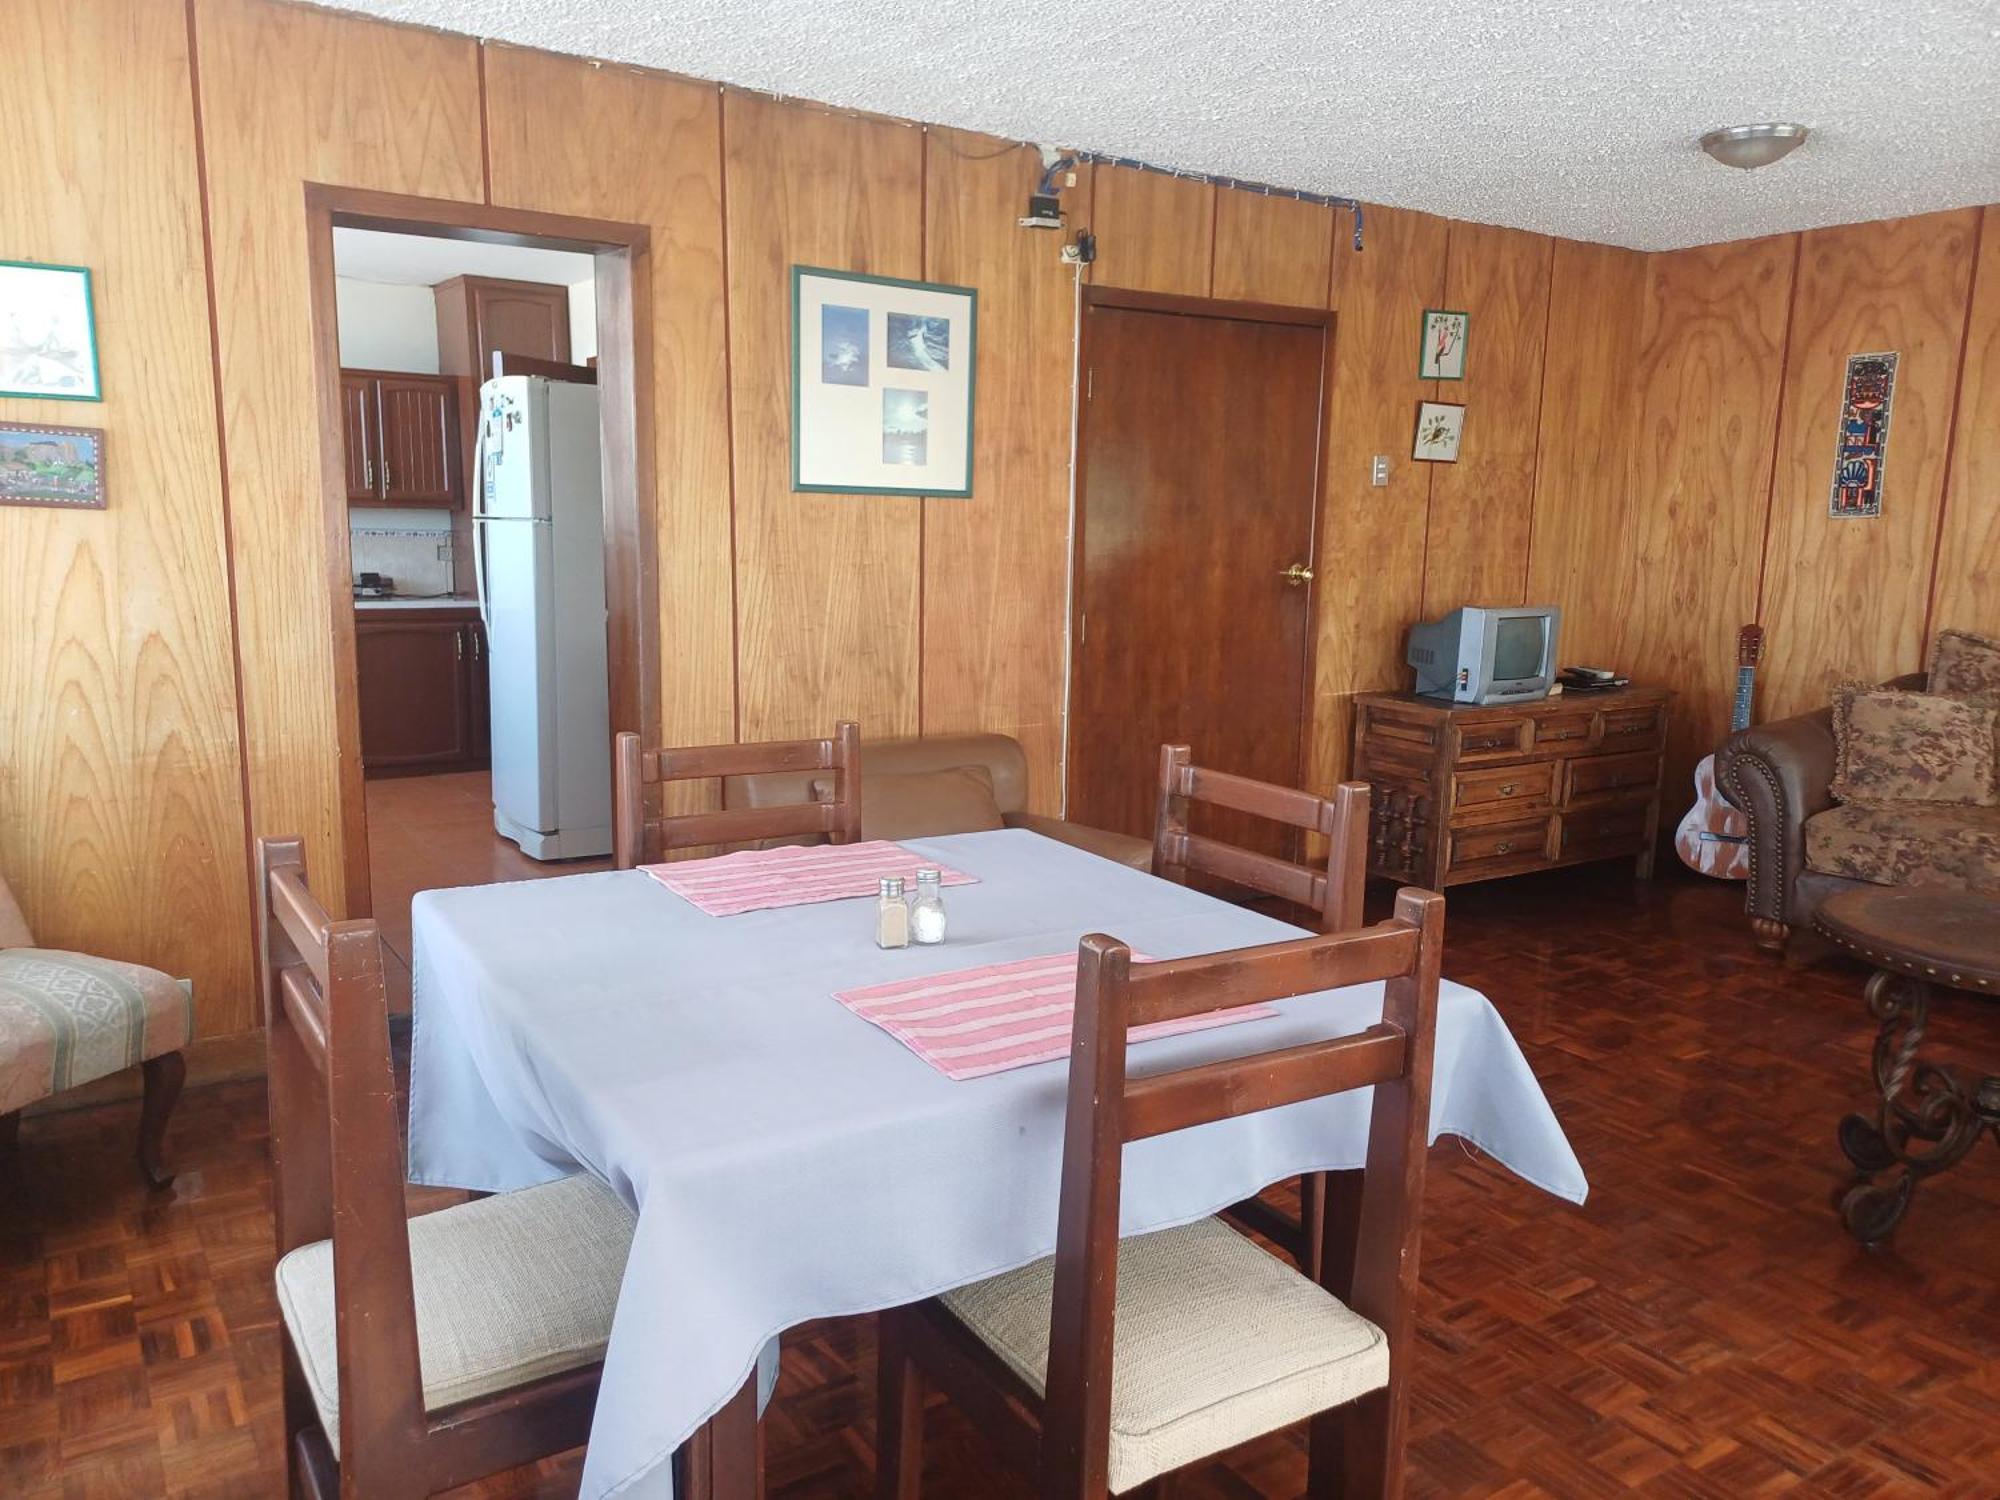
[1675,624,1765,879]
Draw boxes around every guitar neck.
[1730,665,1756,732]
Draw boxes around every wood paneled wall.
[1525,204,1994,802]
[1758,211,1980,721]
[192,0,486,964]
[0,0,250,1033]
[4,0,1996,1048]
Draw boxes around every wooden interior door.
[374,375,460,507]
[1067,296,1326,851]
[340,373,378,502]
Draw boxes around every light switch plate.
[1371,455,1391,487]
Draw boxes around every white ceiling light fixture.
[1700,122,1811,170]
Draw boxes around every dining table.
[407,827,1588,1499]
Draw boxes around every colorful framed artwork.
[0,421,106,509]
[1412,400,1465,462]
[0,261,101,401]
[1418,308,1469,380]
[1828,350,1898,518]
[791,266,976,497]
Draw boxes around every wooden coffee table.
[1815,886,2000,1245]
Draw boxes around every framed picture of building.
[0,421,106,508]
[0,261,101,401]
[791,266,976,497]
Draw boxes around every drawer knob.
[1498,783,1517,796]
[1494,841,1514,855]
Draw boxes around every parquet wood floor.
[4,867,1998,1498]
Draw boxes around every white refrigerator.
[474,374,613,860]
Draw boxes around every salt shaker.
[909,868,947,945]
[875,876,910,949]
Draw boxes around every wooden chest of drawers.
[1349,686,1673,890]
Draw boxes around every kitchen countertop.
[353,595,479,611]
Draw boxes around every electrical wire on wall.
[1015,143,1364,254]
[1070,151,1365,251]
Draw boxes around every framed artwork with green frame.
[0,260,102,402]
[791,265,977,497]
[1418,307,1468,381]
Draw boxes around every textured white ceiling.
[328,0,2000,250]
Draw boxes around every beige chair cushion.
[812,764,1008,842]
[274,1172,636,1456]
[0,949,192,1115]
[940,1216,1388,1494]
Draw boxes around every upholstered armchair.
[1712,663,2000,955]
[0,871,190,1185]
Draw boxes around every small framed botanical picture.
[792,266,976,497]
[1412,401,1465,463]
[1418,308,1468,380]
[0,421,106,509]
[0,261,102,401]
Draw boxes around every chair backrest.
[255,837,430,1464]
[727,731,1033,818]
[1040,887,1445,1495]
[612,721,862,869]
[1152,744,1370,930]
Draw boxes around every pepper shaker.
[875,876,910,949]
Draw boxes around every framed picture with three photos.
[791,266,976,497]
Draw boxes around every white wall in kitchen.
[335,278,441,373]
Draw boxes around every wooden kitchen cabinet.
[433,275,572,377]
[341,369,462,509]
[355,607,489,775]
[340,372,376,503]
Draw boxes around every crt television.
[1407,605,1561,705]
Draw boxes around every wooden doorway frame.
[304,184,658,917]
[1065,284,1335,817]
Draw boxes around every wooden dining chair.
[612,720,862,868]
[877,887,1445,1500]
[1153,743,1372,1278]
[1152,743,1369,932]
[257,836,638,1498]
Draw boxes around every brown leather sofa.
[726,731,1153,870]
[1714,672,1927,954]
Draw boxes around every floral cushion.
[1928,629,2000,699]
[0,950,192,1116]
[1804,803,2000,891]
[1830,684,1998,806]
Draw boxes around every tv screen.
[1492,616,1545,680]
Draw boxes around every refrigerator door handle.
[472,419,490,631]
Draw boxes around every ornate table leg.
[1837,970,2000,1245]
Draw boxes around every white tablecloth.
[408,829,1586,1498]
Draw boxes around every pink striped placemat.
[834,952,1276,1081]
[640,840,976,917]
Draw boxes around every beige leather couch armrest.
[1003,812,1154,872]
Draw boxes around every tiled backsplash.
[351,513,455,596]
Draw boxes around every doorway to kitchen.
[306,187,657,1008]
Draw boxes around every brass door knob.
[1279,562,1314,587]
